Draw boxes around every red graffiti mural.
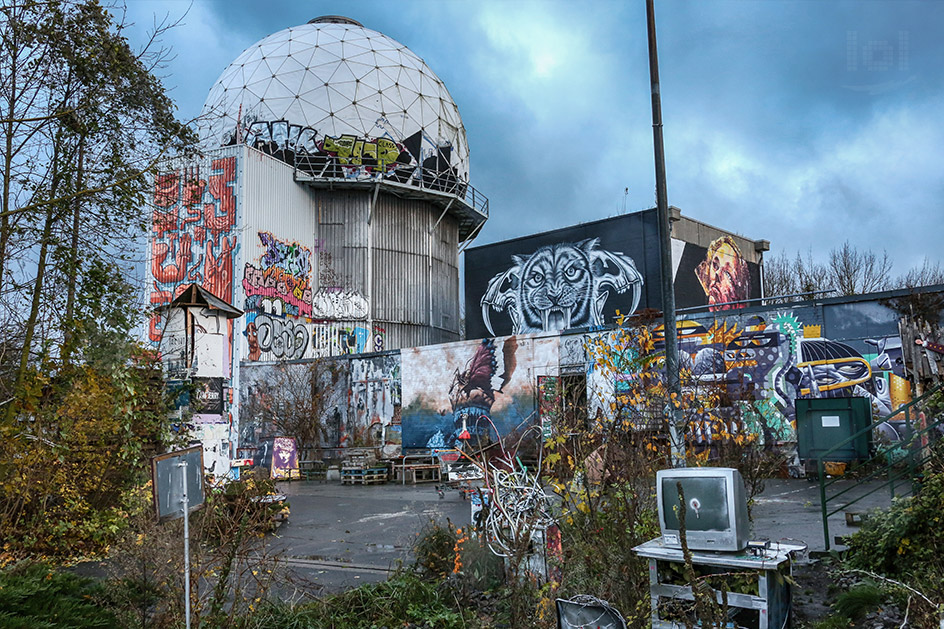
[149,156,238,342]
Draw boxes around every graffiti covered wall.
[400,334,559,450]
[149,152,240,343]
[466,212,766,339]
[349,354,402,454]
[586,298,912,447]
[238,360,351,456]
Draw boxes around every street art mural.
[271,437,300,480]
[149,155,239,343]
[349,355,402,454]
[242,232,313,318]
[587,308,912,449]
[400,334,559,450]
[466,213,662,339]
[695,236,752,311]
[238,361,350,456]
[480,238,644,336]
[673,238,762,311]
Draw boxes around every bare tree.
[761,250,798,304]
[764,243,898,303]
[243,360,343,456]
[897,257,944,289]
[828,241,893,295]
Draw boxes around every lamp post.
[646,0,685,465]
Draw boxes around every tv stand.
[633,537,806,629]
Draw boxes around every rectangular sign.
[151,446,205,523]
[192,377,224,415]
[821,415,841,428]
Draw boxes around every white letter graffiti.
[254,314,309,360]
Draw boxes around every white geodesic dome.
[199,16,470,182]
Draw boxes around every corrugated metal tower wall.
[315,188,461,351]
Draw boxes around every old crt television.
[657,467,750,552]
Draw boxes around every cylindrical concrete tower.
[198,16,488,354]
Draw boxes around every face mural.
[696,236,751,311]
[271,436,299,480]
[480,238,643,335]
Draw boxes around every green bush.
[832,582,883,621]
[246,571,472,629]
[413,520,459,579]
[0,562,120,628]
[845,470,944,579]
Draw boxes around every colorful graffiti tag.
[243,232,313,317]
[150,155,238,342]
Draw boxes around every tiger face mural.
[480,238,643,335]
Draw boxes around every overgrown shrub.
[246,571,473,629]
[0,562,121,628]
[845,471,944,579]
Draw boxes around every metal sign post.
[151,446,204,629]
[179,459,191,629]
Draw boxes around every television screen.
[661,476,730,532]
[656,467,749,552]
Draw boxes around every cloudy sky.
[124,0,943,277]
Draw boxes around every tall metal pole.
[646,0,685,466]
[180,460,191,629]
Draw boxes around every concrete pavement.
[266,474,909,592]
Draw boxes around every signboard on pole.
[151,446,205,523]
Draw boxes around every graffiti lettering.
[321,134,402,171]
[254,314,310,360]
[243,232,313,318]
[242,120,319,160]
[259,232,312,277]
[311,289,369,320]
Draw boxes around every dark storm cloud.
[126,0,944,277]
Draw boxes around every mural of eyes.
[564,265,583,281]
[480,238,643,335]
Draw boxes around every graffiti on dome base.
[225,116,462,190]
[149,155,238,343]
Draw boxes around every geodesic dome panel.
[199,17,470,183]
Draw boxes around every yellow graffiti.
[322,134,401,170]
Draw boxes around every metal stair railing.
[819,384,944,550]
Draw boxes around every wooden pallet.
[341,467,388,485]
